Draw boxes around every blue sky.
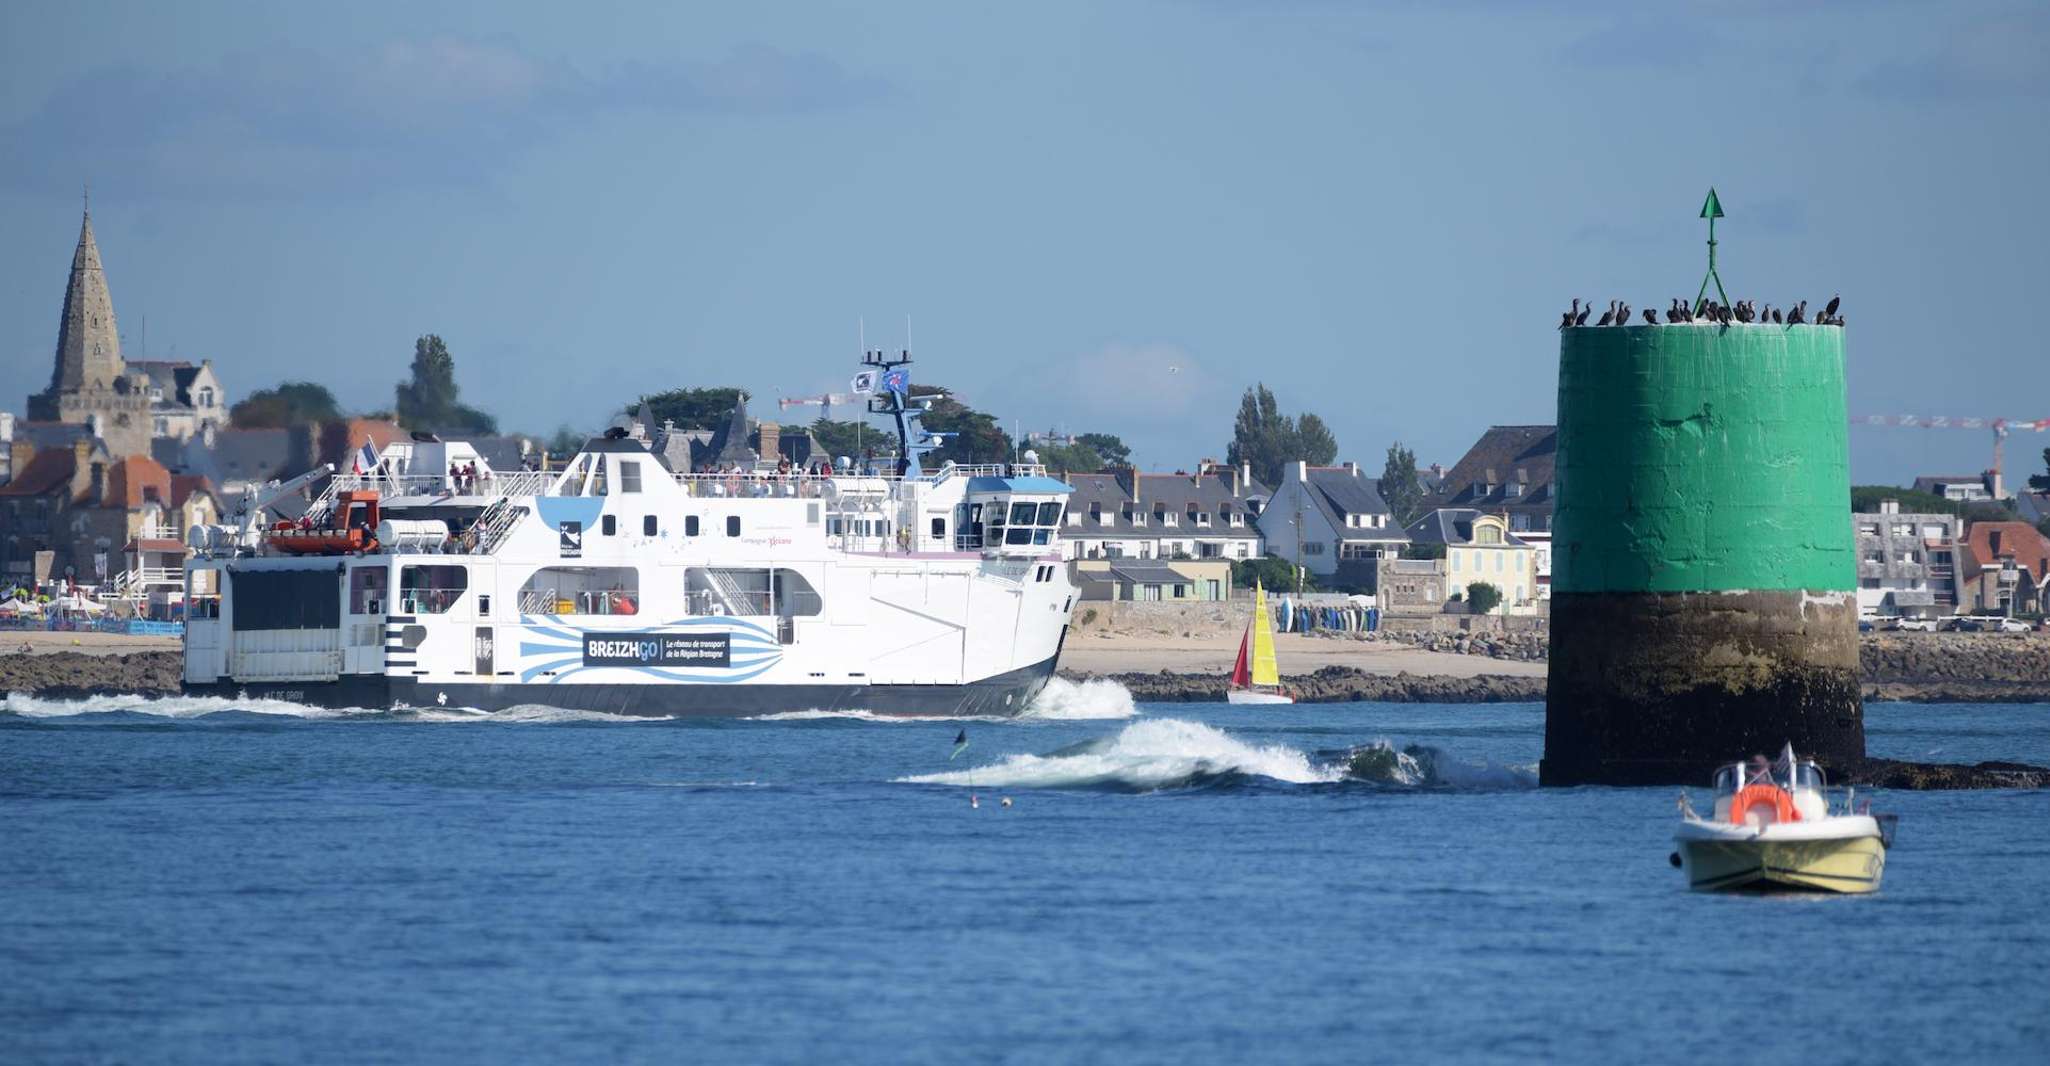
[3,0,2046,484]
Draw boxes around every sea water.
[2,685,2045,1064]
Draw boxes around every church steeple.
[50,204,124,394]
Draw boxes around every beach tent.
[56,595,107,614]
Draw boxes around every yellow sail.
[1250,582,1280,687]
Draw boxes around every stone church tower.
[26,207,153,457]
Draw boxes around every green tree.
[2030,446,2050,491]
[395,334,496,434]
[1234,555,1311,593]
[230,381,341,429]
[631,387,745,434]
[2037,516,2050,541]
[1402,541,1446,560]
[1029,440,1105,474]
[1379,441,1425,526]
[545,425,585,457]
[1225,383,1339,486]
[1849,485,1965,517]
[915,389,1010,466]
[1075,433,1131,467]
[809,418,875,463]
[1465,580,1503,615]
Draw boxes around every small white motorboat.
[1671,745,1896,894]
[1226,582,1293,705]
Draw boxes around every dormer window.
[1194,511,1210,527]
[1229,512,1244,527]
[1129,508,1145,528]
[1160,509,1175,527]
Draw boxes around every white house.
[1256,461,1407,589]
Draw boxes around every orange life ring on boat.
[1729,783,1799,825]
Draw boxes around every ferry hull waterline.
[183,652,1062,718]
[181,351,1080,719]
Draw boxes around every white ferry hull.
[185,651,1061,718]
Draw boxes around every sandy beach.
[3,631,184,658]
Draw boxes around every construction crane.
[1853,415,2050,492]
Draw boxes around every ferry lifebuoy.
[1729,783,1799,826]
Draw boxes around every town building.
[1403,508,1541,614]
[2016,491,2050,527]
[1422,425,1557,534]
[1373,556,1449,615]
[1912,472,2000,503]
[1062,462,1267,564]
[24,207,231,458]
[1071,558,1235,602]
[1853,500,1960,620]
[0,437,220,591]
[1957,521,2049,617]
[1256,461,1406,592]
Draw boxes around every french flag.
[352,442,379,474]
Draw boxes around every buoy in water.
[970,794,980,809]
[1000,797,1012,808]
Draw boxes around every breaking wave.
[745,709,1007,723]
[897,718,1342,791]
[1021,677,1137,720]
[1344,740,1537,789]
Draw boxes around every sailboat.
[1227,582,1293,705]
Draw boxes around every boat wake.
[897,718,1343,791]
[0,692,670,725]
[1341,740,1537,789]
[1020,677,1137,720]
[896,720,1539,793]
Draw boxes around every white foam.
[1,692,670,724]
[1020,676,1138,720]
[1,691,375,720]
[897,717,1341,790]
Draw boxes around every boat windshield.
[1713,759,1826,793]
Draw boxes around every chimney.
[0,412,12,443]
[1345,460,1358,476]
[758,421,781,462]
[1879,498,1898,515]
[1241,461,1252,496]
[1115,467,1139,501]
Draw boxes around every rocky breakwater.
[0,650,182,701]
[1060,665,1544,704]
[1352,626,1547,662]
[1860,632,2050,702]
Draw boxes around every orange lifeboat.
[267,490,382,555]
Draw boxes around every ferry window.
[1034,529,1051,545]
[518,566,639,616]
[620,460,642,494]
[685,515,700,537]
[1006,527,1033,545]
[602,515,617,536]
[1009,502,1037,525]
[1036,502,1061,525]
[931,517,946,538]
[349,566,388,614]
[685,567,823,617]
[591,463,609,496]
[400,565,469,615]
[643,515,658,536]
[478,594,492,617]
[726,515,741,537]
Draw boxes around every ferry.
[181,353,1078,717]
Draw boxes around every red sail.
[1230,627,1252,688]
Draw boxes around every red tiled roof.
[104,455,173,509]
[1960,522,2050,583]
[0,448,78,498]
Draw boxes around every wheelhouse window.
[519,566,639,616]
[400,565,468,614]
[619,460,643,493]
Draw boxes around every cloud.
[0,38,890,199]
[1854,13,2050,101]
